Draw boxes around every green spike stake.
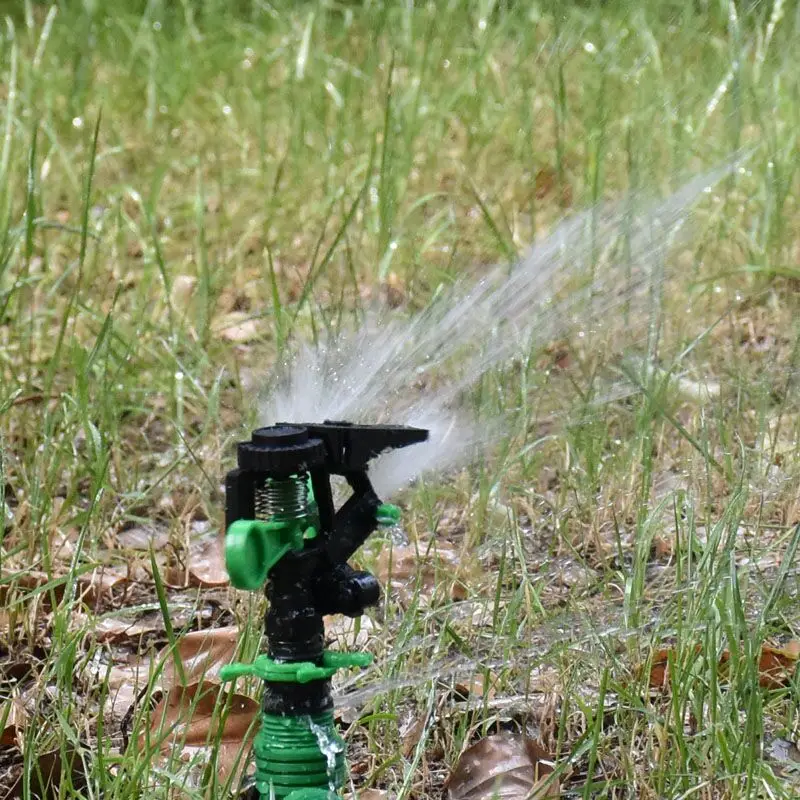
[221,423,428,799]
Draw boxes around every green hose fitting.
[254,711,345,799]
[221,650,373,799]
[375,503,400,527]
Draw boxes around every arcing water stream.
[261,160,741,498]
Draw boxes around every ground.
[1,1,800,798]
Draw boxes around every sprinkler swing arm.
[220,421,428,800]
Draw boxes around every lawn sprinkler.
[220,421,428,800]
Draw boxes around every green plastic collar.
[220,650,373,684]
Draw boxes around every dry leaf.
[646,641,800,692]
[0,566,127,608]
[647,649,673,690]
[447,734,558,799]
[116,525,170,551]
[382,271,406,308]
[166,535,229,588]
[104,663,152,719]
[5,744,89,799]
[375,541,472,606]
[1,696,27,746]
[145,681,258,785]
[162,626,241,687]
[757,642,800,689]
[400,715,427,758]
[217,312,261,343]
[534,167,557,200]
[171,274,197,310]
[533,167,571,206]
[93,613,163,644]
[76,566,129,604]
[452,674,497,702]
[325,614,374,651]
[357,790,391,799]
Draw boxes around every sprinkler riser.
[222,423,428,800]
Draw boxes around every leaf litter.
[446,734,558,800]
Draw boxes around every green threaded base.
[254,712,346,799]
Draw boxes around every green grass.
[1,0,800,798]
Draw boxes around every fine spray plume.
[261,155,747,498]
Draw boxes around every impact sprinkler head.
[220,421,428,800]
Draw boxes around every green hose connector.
[254,711,345,799]
[222,650,373,799]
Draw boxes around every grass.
[1,0,800,798]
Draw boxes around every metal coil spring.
[254,475,309,522]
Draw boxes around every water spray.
[220,421,428,799]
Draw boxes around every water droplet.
[222,104,232,116]
[244,47,255,58]
[242,58,252,70]
[153,20,162,31]
[159,104,168,114]
[583,41,597,54]
[389,241,398,251]
[72,117,83,129]
[478,18,487,30]
[714,285,722,294]
[443,59,450,69]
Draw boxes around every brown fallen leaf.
[452,674,497,702]
[756,641,800,689]
[646,641,800,692]
[104,663,153,719]
[166,534,229,588]
[216,312,262,343]
[356,791,391,799]
[400,714,427,758]
[93,612,164,644]
[382,271,406,308]
[116,525,171,551]
[534,167,572,206]
[5,744,89,799]
[161,626,241,687]
[1,696,27,746]
[375,540,473,606]
[145,681,258,785]
[325,614,375,651]
[447,734,558,799]
[171,274,198,310]
[0,566,127,608]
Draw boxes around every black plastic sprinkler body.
[220,421,428,800]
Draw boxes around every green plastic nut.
[375,503,401,527]
[225,518,309,591]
